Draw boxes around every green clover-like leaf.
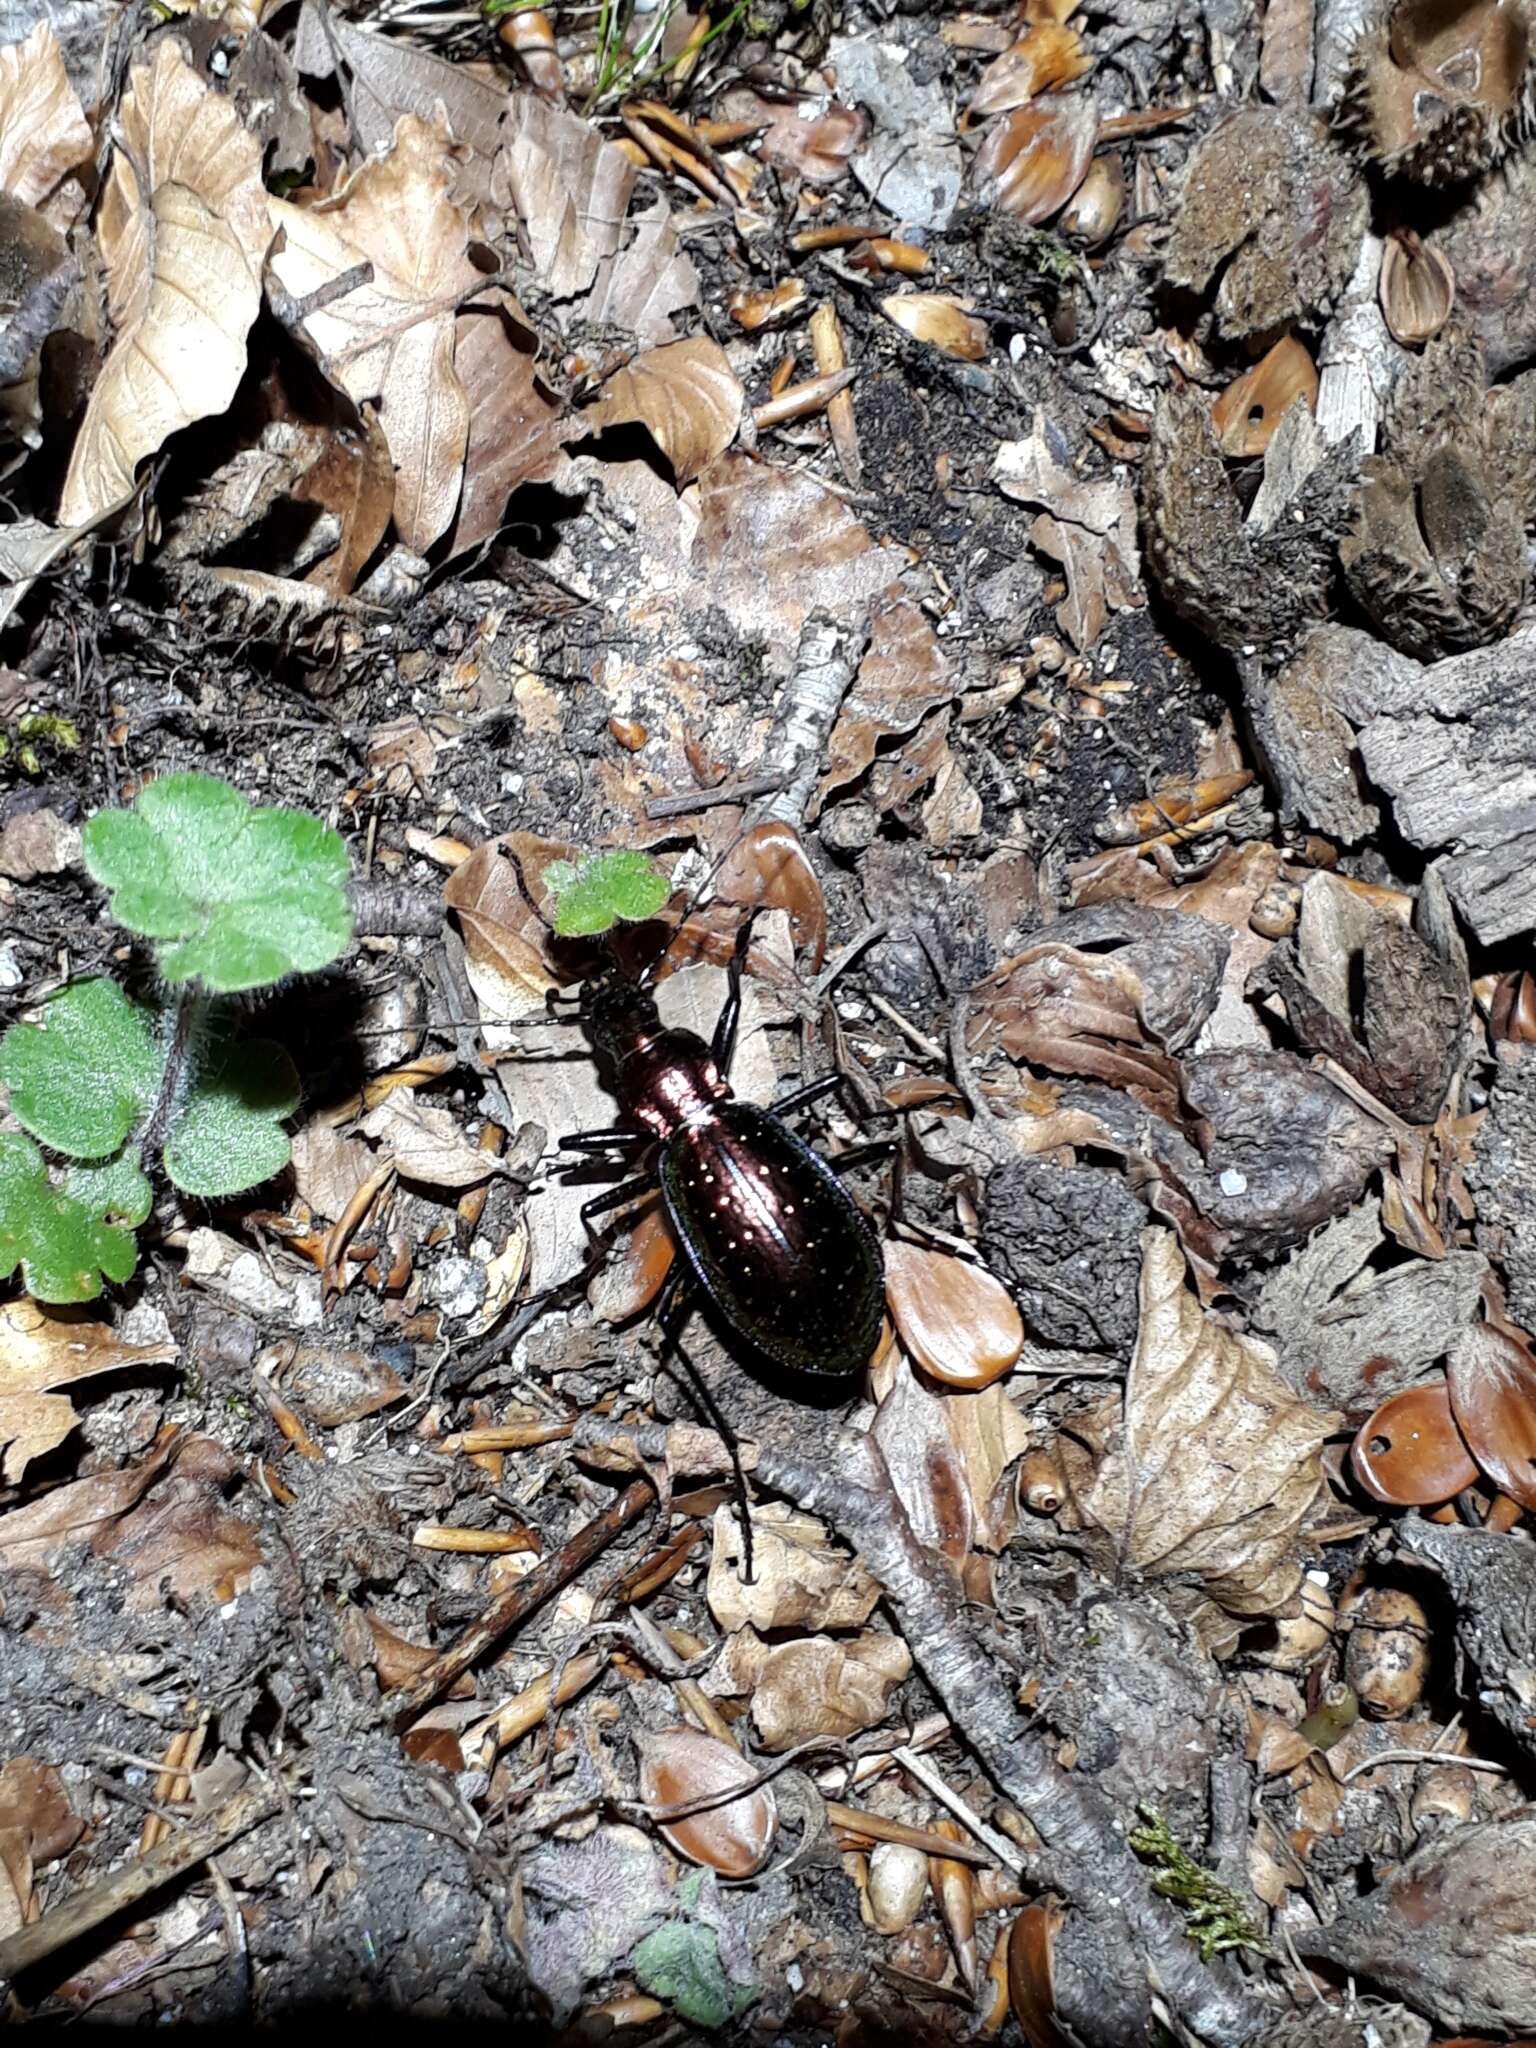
[163,1039,301,1198]
[0,978,160,1160]
[546,849,670,938]
[82,772,353,993]
[0,1131,143,1302]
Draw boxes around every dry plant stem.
[0,1777,283,1984]
[387,1478,656,1726]
[810,302,861,487]
[573,1418,1264,2045]
[752,610,871,834]
[752,368,857,430]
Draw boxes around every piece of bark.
[1469,1048,1536,1328]
[1252,1198,1487,1413]
[1398,1519,1536,1765]
[982,1158,1144,1356]
[1296,1810,1536,2034]
[1356,619,1536,942]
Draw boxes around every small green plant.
[0,712,80,777]
[630,1872,755,2029]
[1128,1806,1271,1964]
[545,847,670,938]
[0,773,350,1304]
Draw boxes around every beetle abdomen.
[660,1100,884,1379]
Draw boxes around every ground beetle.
[554,907,889,1564]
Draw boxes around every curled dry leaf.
[268,116,477,552]
[732,1629,913,1751]
[885,1241,1024,1390]
[713,819,826,967]
[0,23,91,213]
[972,94,1100,223]
[880,293,989,362]
[266,1339,404,1427]
[872,1357,1032,1556]
[1446,1322,1536,1509]
[636,1725,777,1878]
[0,1298,177,1483]
[359,1095,508,1190]
[446,294,568,560]
[442,830,575,1021]
[817,589,956,812]
[969,24,1092,116]
[59,40,272,524]
[587,335,743,486]
[1067,1230,1341,1618]
[706,1501,881,1633]
[1210,336,1318,458]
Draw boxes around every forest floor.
[2,0,1536,2043]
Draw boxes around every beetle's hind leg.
[654,1264,756,1585]
[580,1173,659,1229]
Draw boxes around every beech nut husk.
[1379,229,1455,347]
[972,94,1100,223]
[1058,152,1124,245]
[1335,0,1535,184]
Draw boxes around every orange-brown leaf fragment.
[885,1241,1024,1390]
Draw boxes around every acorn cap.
[1334,0,1535,184]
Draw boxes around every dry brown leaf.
[294,406,395,596]
[442,829,573,1022]
[268,1340,404,1427]
[885,1241,1025,1390]
[753,98,867,184]
[0,1760,82,1864]
[94,1436,263,1610]
[872,1359,1032,1556]
[736,1631,912,1751]
[268,116,477,551]
[0,23,91,213]
[969,24,1092,116]
[693,452,897,645]
[992,409,1141,650]
[59,40,272,524]
[447,294,568,557]
[1068,1230,1340,1617]
[0,1431,181,1570]
[817,589,956,811]
[0,1300,177,1483]
[359,1095,507,1189]
[588,335,742,486]
[706,1501,882,1632]
[495,92,637,303]
[289,1115,376,1222]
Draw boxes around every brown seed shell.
[1379,228,1455,347]
[885,1241,1025,1389]
[1211,336,1319,457]
[637,1725,777,1878]
[1447,1322,1536,1509]
[972,95,1100,223]
[1351,1379,1480,1504]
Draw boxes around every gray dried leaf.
[1252,1197,1487,1413]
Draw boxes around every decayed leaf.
[59,40,272,524]
[1071,1230,1340,1617]
[93,1435,263,1610]
[359,1094,508,1189]
[0,1430,180,1570]
[0,1299,177,1482]
[447,294,568,558]
[588,336,742,486]
[0,23,91,211]
[442,829,574,1021]
[714,1626,912,1750]
[817,589,956,811]
[706,1502,881,1632]
[294,407,396,597]
[992,408,1141,649]
[268,116,477,551]
[872,1359,1033,1557]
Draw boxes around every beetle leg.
[655,1269,757,1585]
[710,910,759,1070]
[580,1173,659,1227]
[559,1125,642,1155]
[827,1138,900,1176]
[769,1073,846,1119]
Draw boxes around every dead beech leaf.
[0,23,91,212]
[588,335,742,486]
[268,116,477,551]
[294,406,395,597]
[970,23,1092,116]
[94,1436,263,1610]
[59,41,272,524]
[495,91,637,303]
[971,94,1099,223]
[744,1631,911,1751]
[872,1359,1032,1556]
[817,589,956,811]
[0,1431,178,1572]
[442,829,574,1021]
[714,819,827,967]
[0,1300,177,1484]
[992,409,1141,650]
[753,98,867,184]
[693,452,896,648]
[447,294,568,558]
[359,1095,507,1189]
[1073,1229,1341,1617]
[289,1114,376,1223]
[885,1241,1024,1390]
[637,1725,777,1878]
[706,1501,881,1632]
[0,1759,82,1865]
